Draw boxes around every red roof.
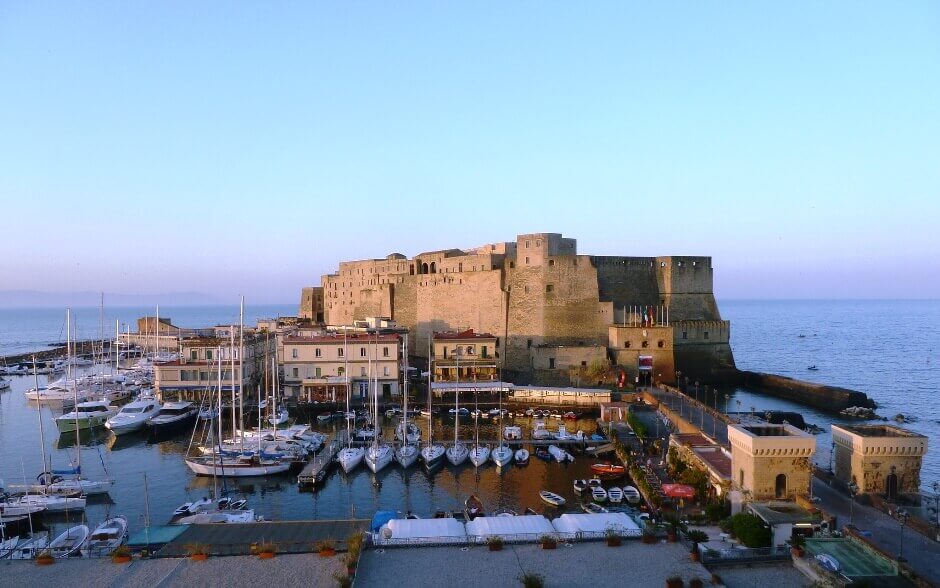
[283,333,400,344]
[693,449,732,479]
[433,329,496,340]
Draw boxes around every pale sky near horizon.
[1,2,938,303]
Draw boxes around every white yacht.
[446,442,469,466]
[55,401,118,433]
[469,444,491,467]
[106,397,162,435]
[1,493,86,513]
[491,444,513,468]
[365,443,393,473]
[395,443,419,468]
[338,446,365,473]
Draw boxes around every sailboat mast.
[402,335,408,444]
[239,296,244,451]
[427,336,433,446]
[368,333,374,451]
[344,329,350,447]
[33,356,48,474]
[230,328,236,442]
[68,308,82,471]
[214,346,222,499]
[155,305,160,354]
[454,348,460,447]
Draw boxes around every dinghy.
[591,486,608,503]
[539,490,566,507]
[607,487,624,503]
[49,524,90,558]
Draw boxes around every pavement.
[716,563,811,588]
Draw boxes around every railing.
[373,529,644,548]
[698,544,790,565]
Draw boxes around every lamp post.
[724,393,729,415]
[848,481,859,525]
[894,509,908,562]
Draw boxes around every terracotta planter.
[606,537,622,547]
[488,543,503,552]
[541,541,557,550]
[112,555,132,564]
[690,551,700,562]
[791,547,804,558]
[319,548,336,557]
[35,557,55,566]
[259,551,276,559]
[667,533,677,543]
[666,580,684,588]
[642,535,657,544]
[191,553,208,562]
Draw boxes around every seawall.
[733,370,876,413]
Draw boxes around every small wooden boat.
[623,486,641,504]
[563,411,577,420]
[539,490,566,507]
[49,524,90,558]
[581,502,609,514]
[514,448,530,464]
[590,462,625,476]
[464,495,485,521]
[316,413,332,423]
[573,479,587,494]
[591,487,608,503]
[81,516,128,557]
[534,447,553,461]
[607,487,624,503]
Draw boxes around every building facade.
[831,424,928,498]
[281,333,401,401]
[298,287,325,322]
[431,330,498,383]
[316,232,733,384]
[728,423,816,501]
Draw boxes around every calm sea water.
[0,304,297,358]
[0,300,936,543]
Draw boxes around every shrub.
[315,538,335,553]
[486,536,504,549]
[185,543,208,556]
[718,517,734,534]
[729,513,771,548]
[110,545,132,557]
[686,530,709,544]
[346,530,364,558]
[705,501,729,522]
[521,573,545,588]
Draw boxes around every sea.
[0,300,937,541]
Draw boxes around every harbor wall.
[733,370,876,413]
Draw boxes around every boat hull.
[446,444,468,466]
[338,448,365,473]
[365,446,393,473]
[184,458,290,477]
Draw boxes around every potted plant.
[487,536,504,552]
[347,530,364,558]
[344,551,358,578]
[520,572,545,588]
[539,534,557,550]
[666,576,684,588]
[316,538,336,557]
[790,534,805,558]
[258,541,277,559]
[35,550,54,566]
[186,544,209,562]
[110,545,133,564]
[138,549,150,559]
[333,572,353,588]
[686,529,707,562]
[605,528,622,547]
[665,516,679,542]
[642,527,657,544]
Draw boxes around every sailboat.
[491,382,513,468]
[337,330,365,473]
[364,333,393,474]
[445,347,468,466]
[421,338,445,472]
[468,377,489,467]
[395,336,419,468]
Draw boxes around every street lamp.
[848,480,859,525]
[894,509,909,562]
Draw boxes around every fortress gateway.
[304,233,735,386]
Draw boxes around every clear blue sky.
[1,2,938,303]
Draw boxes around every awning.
[374,518,468,545]
[465,515,555,543]
[661,484,696,499]
[552,513,641,539]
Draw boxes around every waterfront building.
[153,330,272,402]
[315,232,734,384]
[728,423,816,501]
[608,324,675,387]
[668,433,732,497]
[831,424,928,498]
[281,333,401,402]
[298,286,325,322]
[432,330,499,383]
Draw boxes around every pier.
[297,431,347,487]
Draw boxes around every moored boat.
[491,444,513,468]
[464,495,485,521]
[49,524,90,558]
[106,398,161,434]
[55,401,118,433]
[591,486,608,503]
[623,486,641,504]
[81,516,128,557]
[590,462,625,476]
[607,486,624,503]
[581,502,609,514]
[539,490,566,507]
[513,448,530,465]
[148,401,198,436]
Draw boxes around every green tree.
[729,513,771,548]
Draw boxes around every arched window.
[430,262,436,274]
[775,473,787,499]
[422,262,429,274]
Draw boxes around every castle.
[301,232,734,385]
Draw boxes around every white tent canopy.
[552,513,641,539]
[375,518,468,546]
[465,515,556,543]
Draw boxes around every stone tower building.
[318,232,734,382]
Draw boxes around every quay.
[297,431,347,487]
[152,520,369,557]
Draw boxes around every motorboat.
[607,487,624,503]
[815,553,841,572]
[338,446,365,473]
[548,445,574,463]
[1,493,86,513]
[531,420,552,440]
[573,479,589,494]
[539,490,566,507]
[148,401,198,435]
[385,407,403,419]
[491,444,513,468]
[55,401,118,433]
[446,442,469,466]
[81,516,128,557]
[623,486,641,504]
[503,426,523,440]
[268,407,290,426]
[364,443,393,474]
[514,448,530,465]
[49,524,90,558]
[421,444,446,471]
[17,472,113,496]
[469,445,491,467]
[395,443,419,468]
[5,533,49,560]
[534,447,553,461]
[591,487,608,503]
[554,426,584,441]
[316,413,332,423]
[106,398,162,434]
[582,502,609,514]
[590,463,626,476]
[0,377,10,390]
[172,497,212,518]
[464,495,485,521]
[447,407,469,418]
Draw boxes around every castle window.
[526,241,530,248]
[509,262,515,269]
[549,259,555,267]
[338,348,344,357]
[657,340,664,348]
[536,240,541,247]
[624,341,631,348]
[430,262,436,273]
[527,339,532,349]
[642,341,649,348]
[704,331,709,340]
[524,285,529,293]
[459,262,463,272]
[661,261,666,267]
[360,347,366,357]
[682,331,688,340]
[383,347,389,357]
[525,257,529,264]
[692,261,697,266]
[581,361,587,366]
[549,358,555,369]
[546,284,553,293]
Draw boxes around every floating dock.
[297,431,346,487]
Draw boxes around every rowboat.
[539,490,566,507]
[623,486,641,504]
[590,462,625,476]
[49,525,90,558]
[464,495,485,521]
[608,487,624,503]
[582,502,609,514]
[591,487,608,503]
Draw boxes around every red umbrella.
[661,484,696,499]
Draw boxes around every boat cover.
[465,515,555,543]
[370,510,397,532]
[375,517,467,545]
[552,513,641,539]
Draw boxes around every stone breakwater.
[732,370,877,413]
[1,339,109,365]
